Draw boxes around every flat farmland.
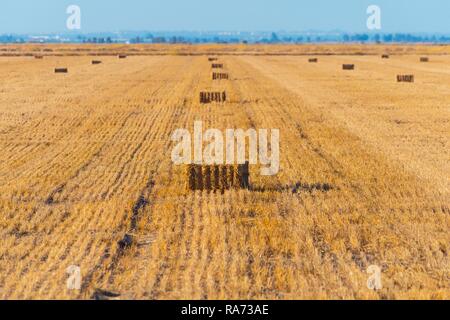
[0,47,448,299]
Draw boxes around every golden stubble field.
[0,45,448,300]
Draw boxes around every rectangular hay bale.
[342,64,355,70]
[54,68,68,73]
[212,72,229,80]
[185,162,250,192]
[397,75,414,83]
[199,91,227,104]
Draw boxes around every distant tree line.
[82,37,114,44]
[1,32,450,44]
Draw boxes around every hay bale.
[194,165,203,191]
[185,163,250,192]
[220,166,229,190]
[397,75,414,83]
[118,55,127,59]
[420,57,429,62]
[34,55,43,59]
[208,57,218,62]
[212,165,220,191]
[228,165,236,188]
[308,58,318,63]
[382,54,389,59]
[199,91,227,104]
[237,162,250,189]
[212,63,223,69]
[92,60,102,65]
[342,64,355,70]
[54,68,68,73]
[203,166,212,191]
[187,164,197,191]
[212,72,229,80]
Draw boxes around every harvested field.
[0,48,448,300]
[2,44,450,57]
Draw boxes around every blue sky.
[1,0,449,33]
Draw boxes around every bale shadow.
[251,182,334,194]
